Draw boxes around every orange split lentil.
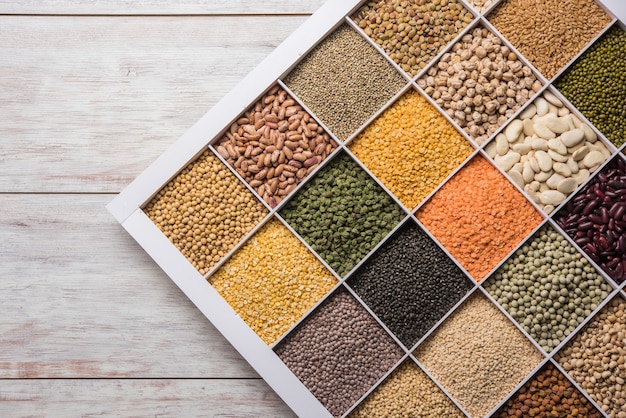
[209,218,336,345]
[349,89,474,209]
[416,155,543,281]
[349,360,464,418]
[144,150,267,275]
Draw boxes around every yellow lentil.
[349,360,464,418]
[144,150,267,275]
[209,218,337,345]
[349,89,473,210]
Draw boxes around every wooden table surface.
[0,1,326,416]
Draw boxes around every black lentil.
[347,220,474,348]
[274,287,405,417]
[279,152,405,277]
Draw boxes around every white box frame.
[108,0,626,416]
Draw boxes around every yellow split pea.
[349,89,473,210]
[209,218,337,345]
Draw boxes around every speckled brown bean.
[274,288,404,417]
[215,85,337,208]
[557,296,626,417]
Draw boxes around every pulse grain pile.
[347,221,473,348]
[349,360,464,417]
[215,86,338,208]
[488,0,612,80]
[280,152,405,277]
[349,89,474,210]
[352,0,474,77]
[485,224,612,352]
[555,25,626,148]
[495,362,603,418]
[144,150,267,275]
[417,155,543,281]
[486,89,611,213]
[208,218,336,345]
[414,293,544,418]
[284,24,406,141]
[555,156,626,284]
[418,26,541,144]
[274,288,405,417]
[556,296,626,417]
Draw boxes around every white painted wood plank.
[0,193,258,378]
[0,15,307,194]
[0,0,326,15]
[0,379,296,417]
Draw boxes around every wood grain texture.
[0,15,307,194]
[0,0,326,15]
[0,379,296,417]
[0,194,258,379]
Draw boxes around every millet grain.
[144,150,267,275]
[284,23,406,141]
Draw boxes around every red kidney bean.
[554,157,626,284]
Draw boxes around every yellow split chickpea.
[349,89,473,210]
[144,150,267,275]
[209,218,337,345]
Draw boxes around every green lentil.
[279,152,405,277]
[485,224,612,352]
[555,24,626,148]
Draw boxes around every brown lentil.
[208,218,336,345]
[488,0,612,80]
[144,150,267,275]
[283,23,406,141]
[348,89,474,209]
[495,362,603,418]
[557,296,626,418]
[349,359,464,418]
[416,155,543,281]
[274,287,405,417]
[352,0,474,77]
[414,292,544,418]
[418,26,541,144]
[215,85,338,208]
